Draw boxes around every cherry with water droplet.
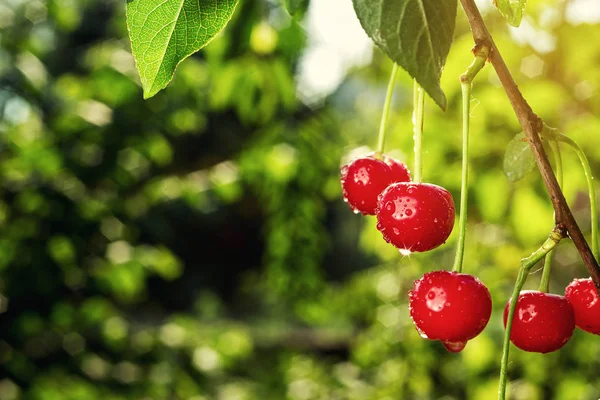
[503,291,575,353]
[376,182,455,252]
[565,278,600,335]
[409,270,492,352]
[340,153,411,215]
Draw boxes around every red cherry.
[409,270,492,352]
[503,291,575,353]
[340,153,410,215]
[565,278,600,335]
[382,155,411,182]
[376,182,455,253]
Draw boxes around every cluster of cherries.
[340,152,600,353]
[340,152,454,253]
[507,278,600,353]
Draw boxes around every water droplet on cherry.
[443,340,467,353]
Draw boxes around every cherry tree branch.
[459,0,600,291]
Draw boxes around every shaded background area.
[1,0,600,399]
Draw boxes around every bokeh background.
[1,0,600,399]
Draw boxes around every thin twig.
[459,0,600,292]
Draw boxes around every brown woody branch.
[459,0,600,291]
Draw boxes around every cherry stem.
[539,139,563,293]
[453,47,489,273]
[412,80,425,183]
[375,63,400,157]
[546,129,599,261]
[498,227,565,400]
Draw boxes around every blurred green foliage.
[0,0,600,399]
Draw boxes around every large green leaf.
[352,0,457,110]
[503,132,536,182]
[494,0,526,27]
[126,0,238,99]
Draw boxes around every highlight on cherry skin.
[408,270,492,352]
[565,277,600,335]
[376,182,455,254]
[503,290,575,353]
[340,153,411,215]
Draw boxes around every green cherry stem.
[539,139,563,293]
[452,80,472,273]
[498,227,565,400]
[554,132,599,261]
[375,63,400,157]
[498,265,526,400]
[453,47,489,273]
[412,79,425,183]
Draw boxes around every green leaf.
[494,0,526,27]
[503,132,536,182]
[126,0,238,99]
[284,0,310,18]
[352,0,457,110]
